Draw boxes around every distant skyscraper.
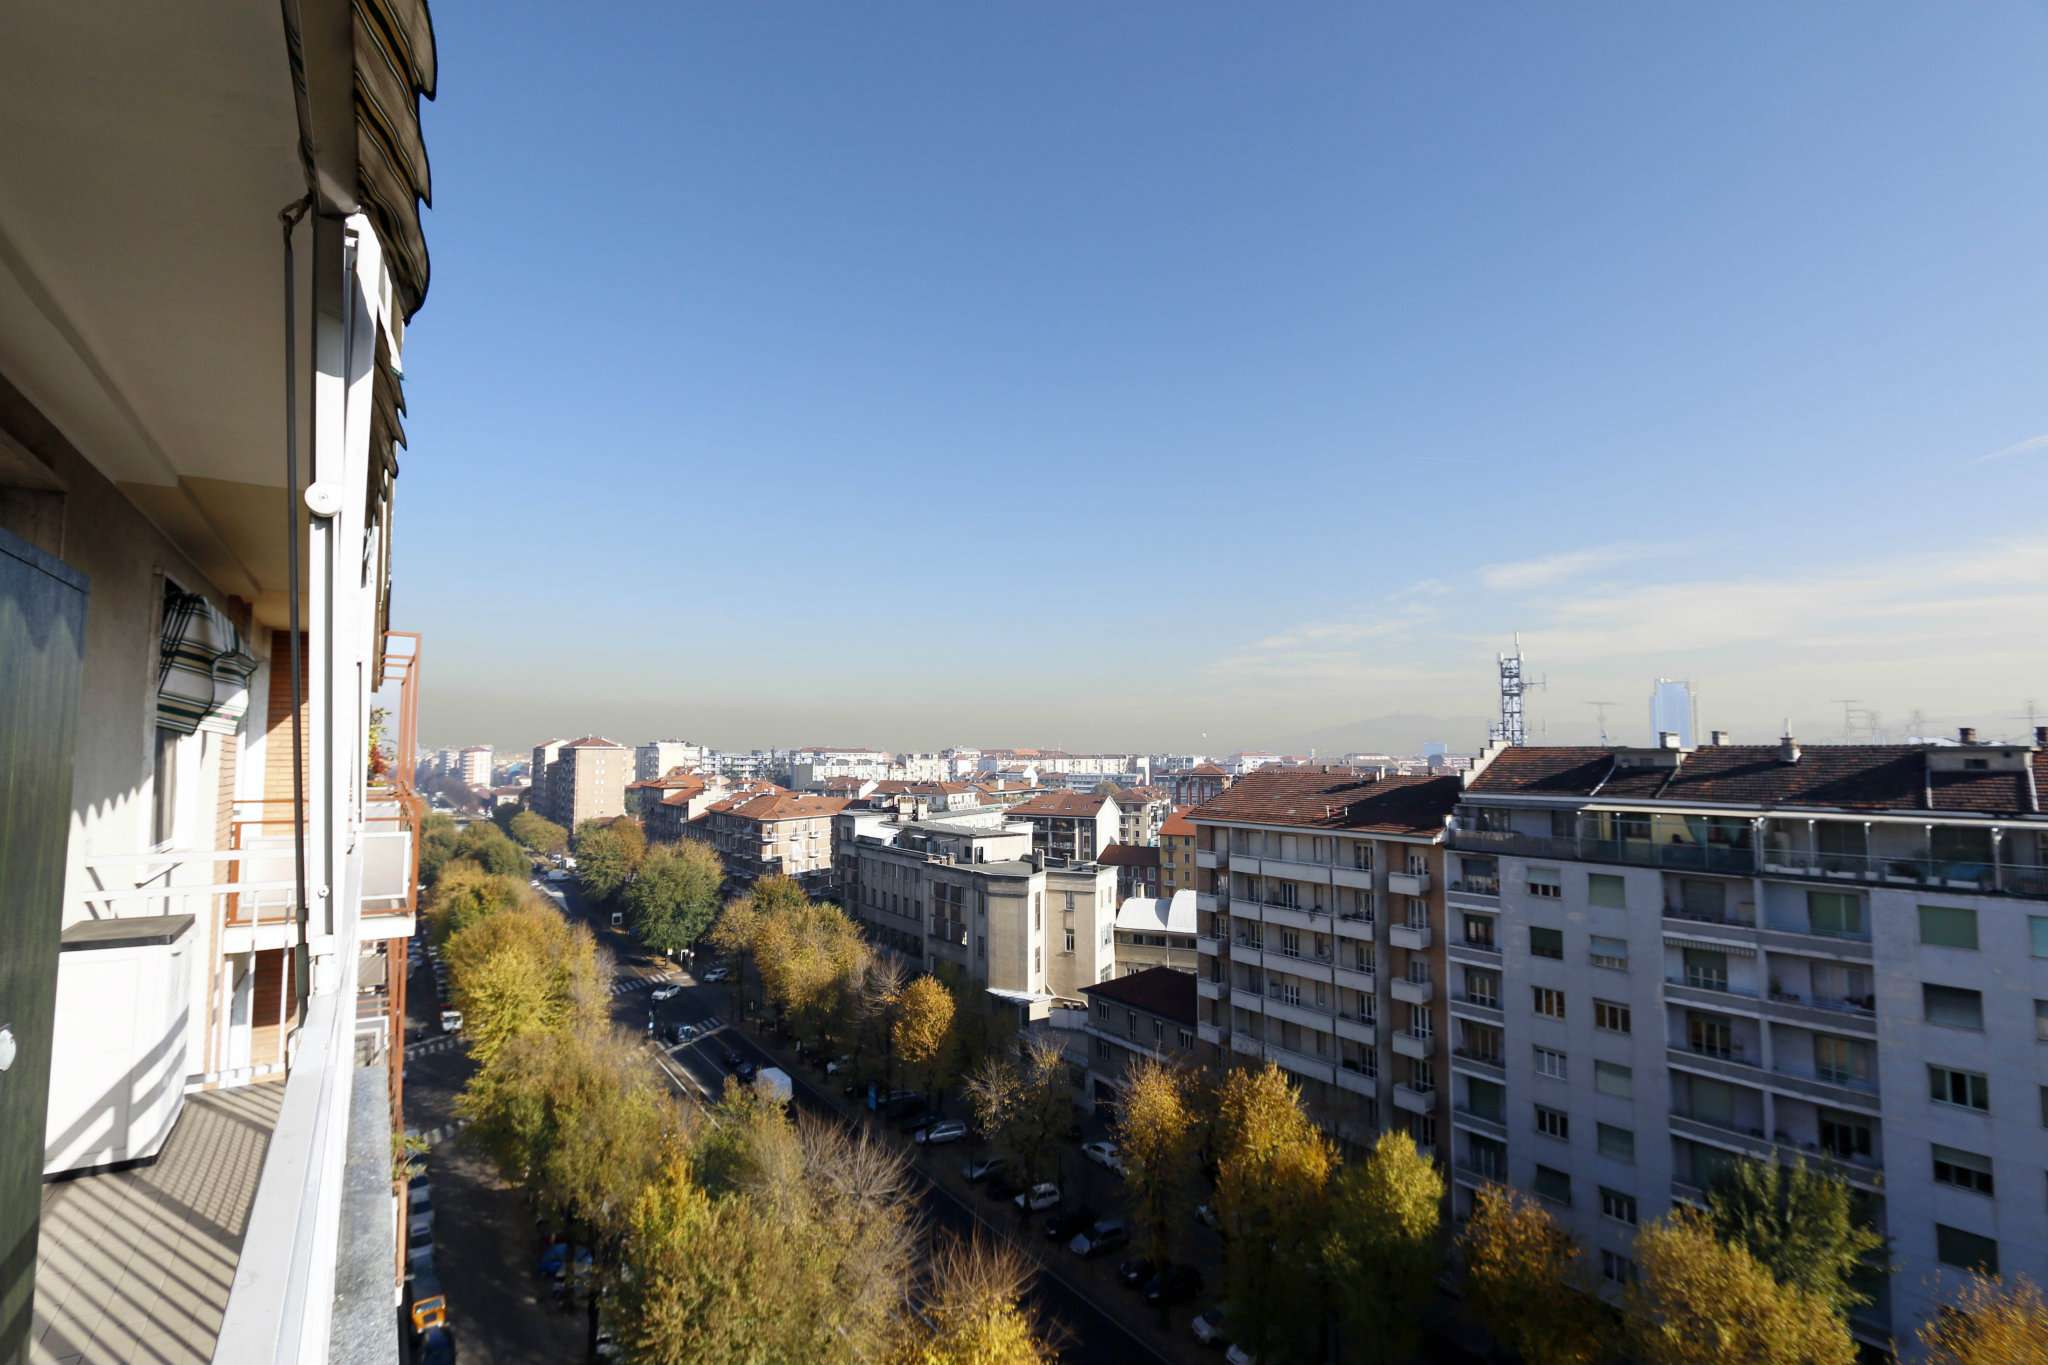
[1649,678,1695,748]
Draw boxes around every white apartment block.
[839,813,1118,1013]
[636,738,705,781]
[1446,733,2048,1354]
[1189,768,1466,1153]
[458,744,493,787]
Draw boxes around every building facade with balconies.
[1447,733,2048,1353]
[1004,791,1120,864]
[1187,767,1464,1156]
[0,5,437,1357]
[696,788,848,892]
[1078,967,1199,1115]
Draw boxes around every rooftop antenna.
[1489,633,1546,747]
[1585,700,1617,745]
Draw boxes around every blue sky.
[401,2,2048,755]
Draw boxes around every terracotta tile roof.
[1111,786,1169,805]
[1096,843,1161,868]
[1158,810,1196,838]
[1186,767,1461,836]
[711,788,850,823]
[1466,745,2047,817]
[1081,966,1196,1027]
[1185,763,1227,776]
[561,736,628,749]
[1006,792,1115,818]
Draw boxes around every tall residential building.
[839,812,1119,1011]
[458,744,494,788]
[0,6,436,1357]
[1111,786,1172,846]
[543,736,634,829]
[636,738,704,781]
[1158,809,1199,896]
[1446,733,2048,1351]
[531,737,569,805]
[1005,791,1120,864]
[1189,768,1465,1152]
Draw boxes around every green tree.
[1706,1157,1886,1317]
[573,816,647,902]
[1323,1131,1442,1365]
[1214,1062,1334,1364]
[626,841,724,957]
[892,974,956,1104]
[1919,1272,2048,1365]
[444,904,607,1066]
[425,859,530,943]
[1626,1208,1856,1365]
[509,808,568,856]
[1114,1058,1197,1268]
[1460,1183,1611,1365]
[419,811,460,885]
[453,820,527,877]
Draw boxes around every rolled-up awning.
[157,591,258,735]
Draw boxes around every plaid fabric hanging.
[156,590,257,735]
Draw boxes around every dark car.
[1069,1218,1129,1258]
[734,1060,758,1084]
[1116,1256,1156,1288]
[1145,1263,1205,1306]
[718,1046,743,1071]
[1043,1206,1099,1244]
[419,1325,457,1365]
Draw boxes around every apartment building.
[1079,967,1200,1114]
[1113,891,1200,976]
[1112,786,1172,846]
[531,737,568,799]
[696,788,848,892]
[541,736,634,829]
[1098,842,1162,899]
[458,744,493,788]
[1189,768,1464,1154]
[1006,791,1120,863]
[635,738,705,781]
[627,770,709,819]
[1445,733,2048,1351]
[0,6,436,1356]
[841,814,1118,1011]
[1159,810,1199,896]
[1171,762,1232,807]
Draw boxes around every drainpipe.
[280,197,313,1029]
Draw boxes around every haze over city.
[397,3,2048,753]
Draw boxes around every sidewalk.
[741,1023,1220,1365]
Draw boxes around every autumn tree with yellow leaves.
[1625,1208,1855,1365]
[1214,1062,1334,1363]
[1459,1183,1612,1365]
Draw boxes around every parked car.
[718,1046,744,1071]
[699,966,729,983]
[406,1226,435,1271]
[1014,1182,1061,1213]
[963,1154,1007,1182]
[733,1060,758,1084]
[406,1184,432,1213]
[1080,1140,1124,1174]
[1116,1256,1155,1288]
[650,983,680,1001]
[1192,1305,1231,1346]
[915,1119,967,1145]
[669,1023,695,1044]
[1225,1345,1257,1365]
[1043,1206,1099,1243]
[1069,1218,1129,1258]
[408,1207,434,1239]
[1145,1262,1205,1305]
[825,1056,852,1075]
[418,1325,457,1365]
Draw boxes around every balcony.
[1454,1158,1506,1189]
[1665,1046,1881,1115]
[1451,1048,1505,1082]
[1267,946,1336,982]
[1264,994,1332,1032]
[1760,989,1878,1036]
[1236,898,1330,933]
[1662,977,1763,1016]
[1389,921,1432,952]
[1757,846,2048,898]
[1392,1029,1434,1060]
[1231,942,1265,972]
[1196,934,1221,957]
[1669,1113,1885,1191]
[1446,936,1500,967]
[1334,964,1376,995]
[1336,1063,1375,1097]
[1197,848,1221,869]
[1335,1013,1377,1046]
[1452,1105,1508,1141]
[1447,875,1500,902]
[1393,1081,1436,1115]
[1333,909,1376,940]
[1230,1033,1263,1061]
[1458,827,1758,876]
[1270,1045,1337,1086]
[1388,870,1432,897]
[1391,975,1435,1006]
[1197,976,1224,1000]
[1231,989,1266,1017]
[1198,1021,1224,1046]
[1448,994,1504,1024]
[1664,904,1875,962]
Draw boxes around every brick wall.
[263,629,309,806]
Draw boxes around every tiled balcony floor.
[30,1081,283,1365]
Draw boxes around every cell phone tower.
[1490,635,1529,747]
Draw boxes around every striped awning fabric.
[156,592,258,736]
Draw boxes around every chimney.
[1658,731,1681,750]
[1778,732,1801,765]
[1958,727,1977,745]
[1709,730,1729,746]
[2036,726,2048,749]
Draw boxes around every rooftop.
[1465,743,2048,817]
[1006,791,1114,818]
[1081,965,1197,1027]
[712,789,850,822]
[560,736,629,750]
[1097,843,1161,868]
[1187,766,1462,836]
[1158,810,1196,838]
[1110,786,1169,806]
[1114,890,1197,936]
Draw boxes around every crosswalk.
[406,1118,469,1149]
[404,1035,462,1060]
